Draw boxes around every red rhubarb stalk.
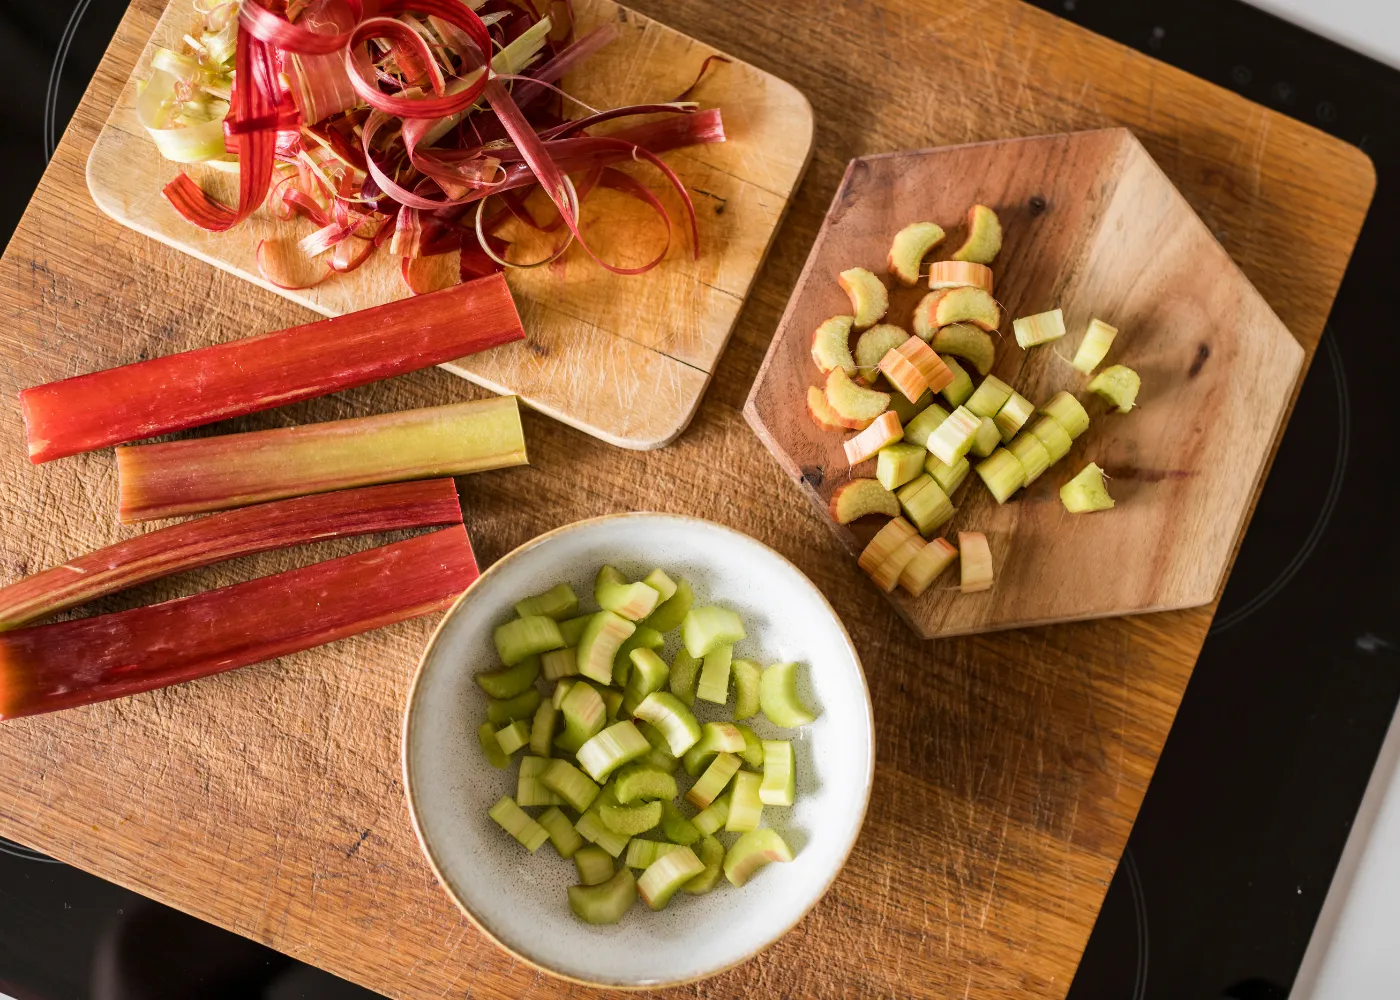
[0,524,478,721]
[20,273,523,463]
[116,395,526,522]
[0,479,462,631]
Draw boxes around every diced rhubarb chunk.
[843,411,903,465]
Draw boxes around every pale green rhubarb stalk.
[723,829,794,887]
[680,606,746,657]
[594,565,661,620]
[557,615,591,646]
[486,688,541,726]
[600,799,662,836]
[692,792,730,837]
[641,569,677,601]
[575,788,632,858]
[538,806,584,859]
[696,643,733,705]
[577,721,651,782]
[732,659,762,720]
[555,679,605,751]
[529,698,557,757]
[682,835,726,895]
[635,719,681,773]
[625,839,684,869]
[116,396,528,523]
[734,723,765,767]
[493,615,565,666]
[475,654,540,698]
[642,578,693,632]
[573,845,614,885]
[668,648,701,706]
[612,625,663,686]
[760,662,818,728]
[638,846,705,910]
[612,763,678,804]
[478,721,510,769]
[660,800,701,845]
[494,720,532,756]
[725,771,764,833]
[489,796,549,852]
[576,610,635,685]
[540,647,577,681]
[760,740,795,806]
[682,722,746,775]
[633,692,702,755]
[514,582,579,620]
[569,868,636,924]
[541,759,600,813]
[621,648,670,716]
[686,752,742,809]
[516,755,564,806]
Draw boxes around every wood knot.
[525,340,549,357]
[1188,342,1211,377]
[800,466,824,489]
[1028,195,1048,216]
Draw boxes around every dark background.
[1,0,1397,998]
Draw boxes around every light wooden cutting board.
[746,129,1304,638]
[85,0,813,449]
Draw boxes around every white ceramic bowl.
[402,513,875,988]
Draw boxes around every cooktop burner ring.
[1210,330,1351,635]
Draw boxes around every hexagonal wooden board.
[85,0,813,450]
[744,128,1305,639]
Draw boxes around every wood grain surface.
[746,128,1305,638]
[86,0,813,449]
[0,1,1373,999]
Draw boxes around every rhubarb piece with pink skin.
[0,479,462,631]
[20,274,523,463]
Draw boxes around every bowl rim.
[400,511,876,990]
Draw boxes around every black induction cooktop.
[1,1,1396,998]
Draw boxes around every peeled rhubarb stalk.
[898,536,958,596]
[810,316,857,377]
[857,517,917,578]
[976,448,1027,504]
[838,268,889,330]
[0,479,462,632]
[843,411,903,466]
[1040,391,1091,439]
[854,325,909,385]
[892,337,955,393]
[927,260,994,294]
[951,204,1003,264]
[1073,318,1118,374]
[887,222,946,286]
[930,324,996,376]
[824,369,890,429]
[1060,462,1116,513]
[870,529,924,592]
[828,478,899,524]
[1013,309,1066,348]
[994,391,1036,443]
[959,531,995,593]
[0,525,478,721]
[896,474,955,537]
[117,395,527,522]
[1088,365,1141,413]
[20,275,524,464]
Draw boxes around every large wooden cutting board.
[0,0,1373,998]
[85,0,813,449]
[746,129,1304,638]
